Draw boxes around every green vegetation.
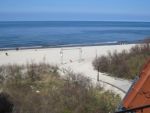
[93,42,150,80]
[0,63,120,113]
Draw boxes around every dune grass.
[93,42,150,80]
[0,62,120,113]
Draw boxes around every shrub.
[0,63,121,113]
[0,93,13,113]
[92,43,150,79]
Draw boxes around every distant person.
[5,52,8,56]
[16,47,19,51]
[0,93,13,113]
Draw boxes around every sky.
[0,0,150,21]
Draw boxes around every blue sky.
[0,0,150,21]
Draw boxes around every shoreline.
[0,43,136,66]
[0,40,141,51]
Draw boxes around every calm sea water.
[0,21,150,49]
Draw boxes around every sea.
[0,21,150,49]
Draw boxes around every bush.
[0,93,13,113]
[93,43,150,79]
[93,56,110,73]
[0,63,121,113]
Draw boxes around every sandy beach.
[0,44,135,98]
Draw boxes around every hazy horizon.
[0,0,150,22]
[1,20,150,22]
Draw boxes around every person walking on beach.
[5,52,8,56]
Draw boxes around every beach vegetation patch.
[0,63,120,113]
[93,41,150,80]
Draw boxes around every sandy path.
[60,60,131,98]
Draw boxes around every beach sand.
[0,44,135,98]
